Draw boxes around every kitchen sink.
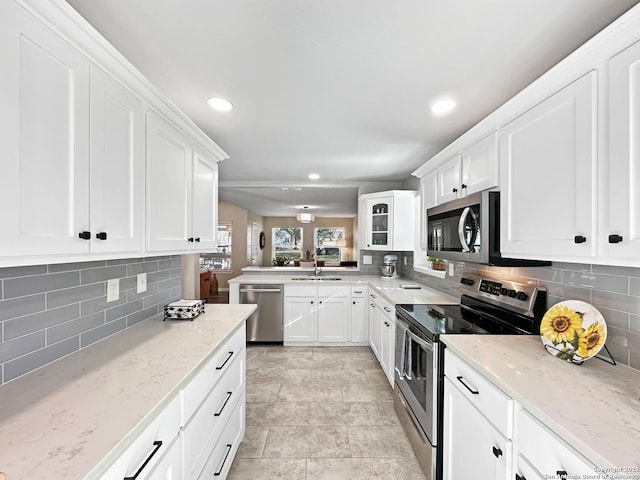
[290,277,342,281]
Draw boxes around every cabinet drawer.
[99,394,181,480]
[183,351,245,479]
[444,350,512,437]
[198,394,245,480]
[182,327,245,422]
[317,285,348,297]
[351,285,367,297]
[285,285,316,297]
[372,293,394,317]
[517,409,595,475]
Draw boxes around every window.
[201,222,232,270]
[314,227,345,265]
[272,227,303,263]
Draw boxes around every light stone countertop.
[228,274,460,306]
[0,304,256,480]
[442,335,640,468]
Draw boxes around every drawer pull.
[557,471,568,479]
[123,440,162,480]
[216,351,234,370]
[456,376,479,395]
[214,391,233,417]
[492,445,502,458]
[515,474,527,480]
[383,306,392,313]
[213,444,233,476]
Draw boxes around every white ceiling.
[65,0,639,217]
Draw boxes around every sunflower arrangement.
[540,302,607,363]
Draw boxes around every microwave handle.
[458,206,471,252]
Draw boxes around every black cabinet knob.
[452,188,458,193]
[608,234,623,244]
[96,232,107,240]
[78,231,91,240]
[461,183,467,189]
[310,301,314,304]
[188,237,194,242]
[492,446,503,458]
[195,237,201,242]
[353,301,356,305]
[574,235,587,244]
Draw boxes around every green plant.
[272,256,289,265]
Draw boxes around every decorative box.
[163,299,204,321]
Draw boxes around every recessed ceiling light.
[207,97,233,112]
[281,187,289,191]
[294,187,302,191]
[308,173,320,180]
[430,98,456,116]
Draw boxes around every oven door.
[394,315,438,445]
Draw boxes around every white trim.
[414,265,447,279]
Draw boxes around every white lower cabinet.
[284,284,366,345]
[368,291,395,386]
[350,286,368,343]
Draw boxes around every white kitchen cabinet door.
[420,170,438,249]
[89,65,144,254]
[379,311,395,386]
[284,296,317,342]
[191,147,218,251]
[437,155,462,204]
[317,296,349,342]
[368,301,381,359]
[350,297,367,343]
[461,132,499,196]
[607,39,640,261]
[443,377,511,480]
[365,196,393,250]
[0,1,90,256]
[499,72,597,259]
[146,111,193,252]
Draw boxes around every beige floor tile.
[253,367,311,384]
[341,382,394,402]
[235,426,269,458]
[287,355,338,369]
[311,368,368,383]
[262,425,350,458]
[247,401,310,426]
[246,382,280,403]
[309,401,383,425]
[348,425,416,458]
[307,458,426,480]
[265,346,313,358]
[365,368,390,385]
[278,383,343,402]
[336,355,381,369]
[227,458,307,480]
[376,401,401,425]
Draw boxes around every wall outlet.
[403,256,408,266]
[363,255,373,265]
[137,273,147,294]
[107,278,119,302]
[448,262,455,277]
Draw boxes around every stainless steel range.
[394,274,546,480]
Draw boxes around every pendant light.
[296,206,315,224]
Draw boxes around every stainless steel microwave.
[427,191,550,266]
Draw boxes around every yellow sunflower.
[577,322,606,358]
[541,304,584,344]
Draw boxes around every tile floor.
[227,345,426,480]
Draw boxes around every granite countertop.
[0,304,256,480]
[442,335,640,468]
[228,274,460,306]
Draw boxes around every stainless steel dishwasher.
[240,284,284,342]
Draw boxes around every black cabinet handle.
[188,237,194,242]
[195,237,201,242]
[310,300,314,304]
[214,391,233,416]
[608,234,623,244]
[123,440,163,480]
[515,474,527,480]
[216,351,233,370]
[461,183,467,189]
[456,376,479,394]
[384,321,390,327]
[492,446,502,458]
[96,232,107,240]
[557,471,568,479]
[78,231,91,240]
[213,444,233,476]
[353,301,356,305]
[452,188,458,193]
[574,235,587,244]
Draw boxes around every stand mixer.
[380,254,399,279]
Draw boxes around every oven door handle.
[406,330,433,351]
[458,206,471,253]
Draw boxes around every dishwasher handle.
[240,288,283,293]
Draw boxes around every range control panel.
[459,274,544,317]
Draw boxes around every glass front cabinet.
[368,198,392,249]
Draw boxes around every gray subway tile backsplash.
[0,255,181,385]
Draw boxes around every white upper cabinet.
[499,72,597,259]
[436,133,499,205]
[89,65,144,254]
[146,111,193,252]
[360,190,416,251]
[191,147,219,251]
[0,1,90,257]
[606,39,640,261]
